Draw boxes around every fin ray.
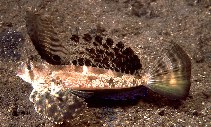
[144,42,191,99]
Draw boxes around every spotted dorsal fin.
[26,10,142,75]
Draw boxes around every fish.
[17,42,191,99]
[17,9,192,123]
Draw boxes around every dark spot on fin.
[82,34,92,42]
[70,34,80,43]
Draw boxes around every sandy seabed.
[0,0,210,127]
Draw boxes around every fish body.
[17,59,148,97]
[17,41,191,100]
[17,59,148,123]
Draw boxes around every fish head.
[16,59,50,86]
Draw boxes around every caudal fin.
[144,42,191,99]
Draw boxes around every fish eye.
[26,60,33,71]
[27,63,31,70]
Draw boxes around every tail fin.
[144,42,191,99]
